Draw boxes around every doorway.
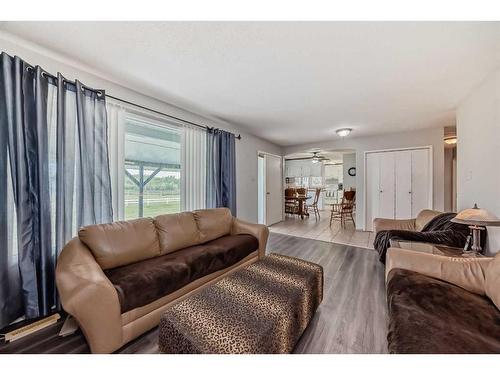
[269,149,375,249]
[257,152,283,226]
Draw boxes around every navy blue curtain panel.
[206,128,237,215]
[0,53,113,328]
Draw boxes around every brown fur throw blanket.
[386,269,500,353]
[374,212,485,263]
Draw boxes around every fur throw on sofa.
[374,212,483,263]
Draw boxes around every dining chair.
[306,188,322,220]
[296,187,307,196]
[330,190,356,228]
[284,188,298,216]
[294,187,307,215]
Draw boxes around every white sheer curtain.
[181,125,206,212]
[107,101,207,217]
[106,101,126,221]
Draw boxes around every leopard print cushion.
[158,254,323,354]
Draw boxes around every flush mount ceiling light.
[336,128,352,137]
[444,136,457,145]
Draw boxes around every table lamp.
[451,204,500,256]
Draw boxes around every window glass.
[124,116,181,219]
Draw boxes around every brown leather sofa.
[56,208,269,354]
[373,209,442,234]
[385,248,500,353]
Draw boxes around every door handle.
[266,192,270,195]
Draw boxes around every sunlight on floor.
[269,210,376,249]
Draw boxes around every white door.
[257,155,265,224]
[365,152,380,231]
[395,150,412,219]
[378,151,396,219]
[411,149,431,217]
[265,154,283,226]
[365,147,433,231]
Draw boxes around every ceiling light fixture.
[311,152,320,163]
[336,128,352,137]
[444,136,457,145]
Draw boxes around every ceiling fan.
[287,151,331,164]
[310,152,325,164]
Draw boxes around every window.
[107,102,207,220]
[123,115,181,219]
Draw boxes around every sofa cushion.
[193,208,233,243]
[415,209,442,231]
[79,218,160,270]
[105,234,259,313]
[486,252,500,310]
[387,268,500,354]
[155,212,201,255]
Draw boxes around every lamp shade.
[451,204,500,227]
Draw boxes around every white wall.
[0,32,282,223]
[284,127,445,230]
[342,153,356,191]
[456,68,500,255]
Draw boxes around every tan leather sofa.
[56,208,269,354]
[373,209,442,234]
[386,248,497,296]
[385,248,500,353]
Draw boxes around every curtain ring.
[41,71,47,79]
[96,91,103,97]
[26,66,34,73]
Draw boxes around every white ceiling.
[1,22,499,146]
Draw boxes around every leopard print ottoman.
[158,253,323,354]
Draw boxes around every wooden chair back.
[312,188,321,205]
[344,190,356,202]
[341,190,356,212]
[296,187,307,196]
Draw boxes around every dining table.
[287,195,312,219]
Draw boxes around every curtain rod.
[30,66,242,140]
[106,94,241,140]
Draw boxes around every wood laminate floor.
[0,233,387,354]
[269,210,377,250]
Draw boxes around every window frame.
[120,110,183,220]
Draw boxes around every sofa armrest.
[231,218,269,258]
[373,218,416,234]
[385,247,493,295]
[56,238,122,353]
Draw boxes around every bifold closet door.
[366,151,395,231]
[411,148,431,217]
[378,151,396,220]
[365,153,380,231]
[395,150,412,219]
[365,147,431,230]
